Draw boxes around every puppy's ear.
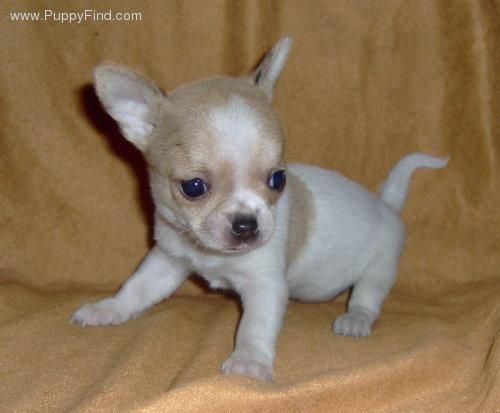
[253,35,293,98]
[94,64,166,151]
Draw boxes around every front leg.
[221,274,289,382]
[72,246,189,326]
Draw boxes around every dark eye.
[180,178,209,199]
[267,169,286,191]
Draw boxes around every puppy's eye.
[180,178,209,199]
[267,170,286,191]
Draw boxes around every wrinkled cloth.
[1,0,498,411]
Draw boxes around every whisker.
[177,227,194,236]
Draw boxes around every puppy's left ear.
[253,35,293,98]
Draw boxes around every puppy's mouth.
[191,230,267,255]
[227,234,261,252]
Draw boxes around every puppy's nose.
[231,215,258,241]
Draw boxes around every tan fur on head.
[93,37,292,253]
[145,77,286,252]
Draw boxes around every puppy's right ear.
[94,64,166,151]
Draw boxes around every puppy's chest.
[167,242,240,288]
[184,253,240,290]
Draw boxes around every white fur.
[205,98,276,248]
[72,247,188,325]
[74,37,448,382]
[72,154,447,380]
[230,189,266,211]
[209,96,261,164]
[113,100,154,142]
[379,153,449,211]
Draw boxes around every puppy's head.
[94,36,293,254]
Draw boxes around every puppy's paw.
[221,352,274,382]
[333,312,373,337]
[71,298,132,327]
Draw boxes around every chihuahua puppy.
[72,36,448,381]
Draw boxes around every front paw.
[221,352,274,382]
[71,298,132,327]
[333,312,373,337]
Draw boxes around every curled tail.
[379,152,449,212]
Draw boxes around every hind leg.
[333,254,399,337]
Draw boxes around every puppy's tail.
[379,152,449,212]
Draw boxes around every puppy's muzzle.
[231,215,259,242]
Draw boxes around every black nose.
[231,215,258,241]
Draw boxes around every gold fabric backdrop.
[1,0,498,411]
